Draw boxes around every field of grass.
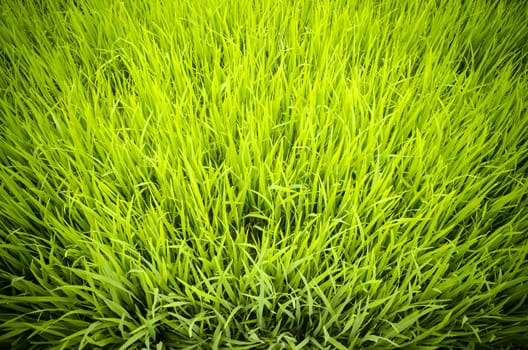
[1,0,527,349]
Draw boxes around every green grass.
[1,0,527,348]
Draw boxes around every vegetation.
[1,0,527,348]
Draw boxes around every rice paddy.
[0,0,527,349]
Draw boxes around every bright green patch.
[1,0,527,349]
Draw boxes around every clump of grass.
[1,0,527,349]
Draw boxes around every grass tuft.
[1,0,527,348]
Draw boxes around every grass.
[0,0,527,348]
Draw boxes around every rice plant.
[1,0,527,349]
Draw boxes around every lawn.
[0,0,527,349]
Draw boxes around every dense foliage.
[1,0,527,348]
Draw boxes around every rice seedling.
[1,0,527,348]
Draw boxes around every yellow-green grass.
[1,0,527,349]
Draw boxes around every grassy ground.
[1,0,527,349]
